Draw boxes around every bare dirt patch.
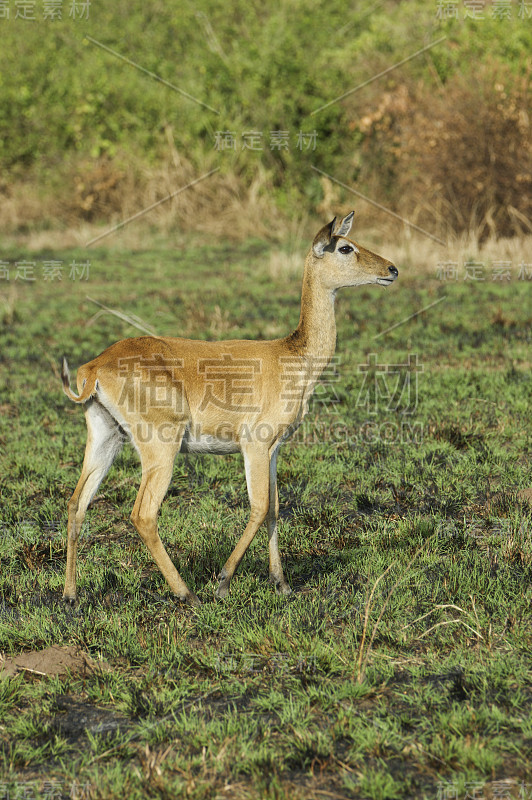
[0,645,110,679]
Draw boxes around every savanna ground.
[0,235,531,799]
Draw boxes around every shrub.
[349,64,532,240]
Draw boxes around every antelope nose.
[388,265,398,278]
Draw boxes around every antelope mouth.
[376,265,398,286]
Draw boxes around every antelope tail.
[61,357,98,404]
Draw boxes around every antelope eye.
[338,245,353,254]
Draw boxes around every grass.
[0,235,531,799]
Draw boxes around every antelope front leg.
[216,445,270,598]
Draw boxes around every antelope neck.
[288,264,337,364]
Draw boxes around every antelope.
[61,212,398,607]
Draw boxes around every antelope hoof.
[216,570,231,599]
[269,575,292,596]
[185,591,202,608]
[62,593,78,607]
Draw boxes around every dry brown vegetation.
[350,64,532,242]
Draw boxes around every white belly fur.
[179,430,241,455]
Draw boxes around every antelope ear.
[312,217,336,258]
[334,211,354,238]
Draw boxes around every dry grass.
[387,228,532,277]
[0,136,285,249]
[2,199,531,286]
[2,116,531,276]
[0,284,18,326]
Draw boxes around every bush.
[350,64,532,240]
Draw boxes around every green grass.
[0,239,531,799]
